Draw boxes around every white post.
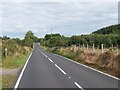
[5,48,7,57]
[101,44,104,53]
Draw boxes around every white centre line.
[74,82,84,90]
[48,58,53,63]
[55,64,67,75]
[45,55,48,57]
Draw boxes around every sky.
[0,0,119,38]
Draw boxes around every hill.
[92,24,120,34]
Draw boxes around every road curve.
[14,43,119,89]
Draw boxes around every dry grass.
[2,74,16,88]
[43,45,120,78]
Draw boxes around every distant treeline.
[2,31,41,48]
[2,31,41,57]
[2,24,120,50]
[43,24,120,48]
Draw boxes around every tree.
[24,31,34,47]
[44,34,61,40]
[25,31,34,40]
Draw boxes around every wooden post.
[83,43,84,49]
[101,44,104,53]
[117,48,119,55]
[93,43,95,52]
[87,44,88,50]
[111,44,113,51]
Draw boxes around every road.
[14,43,119,89]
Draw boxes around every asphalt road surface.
[14,43,119,89]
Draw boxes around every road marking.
[48,58,53,63]
[74,82,83,89]
[55,64,66,75]
[69,77,71,79]
[14,52,33,89]
[45,55,48,57]
[56,54,120,80]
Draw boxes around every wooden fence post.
[87,44,88,50]
[111,44,113,51]
[93,43,95,52]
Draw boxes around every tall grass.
[2,75,16,88]
[42,45,120,78]
[2,52,30,69]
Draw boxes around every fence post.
[101,44,104,53]
[111,44,113,51]
[87,44,88,50]
[93,43,95,52]
[82,43,84,49]
[117,48,119,55]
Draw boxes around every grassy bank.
[41,46,120,78]
[1,52,31,89]
[2,75,16,89]
[2,52,31,69]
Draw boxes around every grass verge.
[2,52,31,69]
[1,52,31,88]
[2,75,16,89]
[41,46,119,78]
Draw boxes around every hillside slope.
[92,24,120,34]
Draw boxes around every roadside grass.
[2,75,16,88]
[1,52,31,89]
[2,52,31,69]
[41,46,119,78]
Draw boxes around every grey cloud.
[1,2,118,38]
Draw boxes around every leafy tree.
[24,31,34,47]
[44,34,61,40]
[2,36,10,40]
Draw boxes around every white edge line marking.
[14,52,32,89]
[74,82,83,89]
[55,64,66,75]
[48,58,53,63]
[54,54,120,80]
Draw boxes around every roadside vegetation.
[1,31,41,88]
[41,24,120,78]
[43,46,120,78]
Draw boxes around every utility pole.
[51,28,52,39]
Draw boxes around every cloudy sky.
[0,0,119,38]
